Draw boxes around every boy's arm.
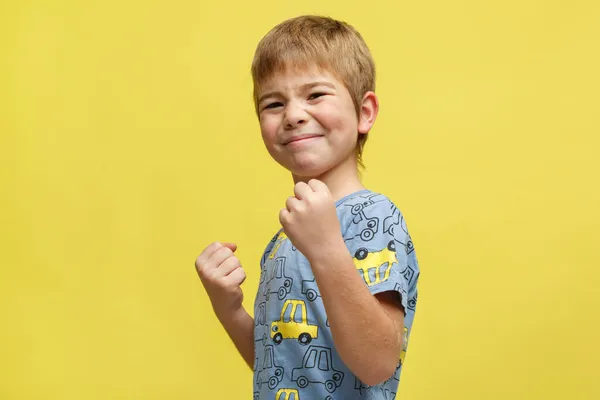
[310,242,404,386]
[279,181,404,385]
[217,308,255,370]
[195,242,255,371]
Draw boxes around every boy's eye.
[264,102,283,109]
[308,92,326,100]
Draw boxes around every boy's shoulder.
[337,189,402,224]
[337,189,412,249]
[259,227,284,266]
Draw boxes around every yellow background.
[1,0,598,399]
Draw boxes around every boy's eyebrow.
[258,81,336,104]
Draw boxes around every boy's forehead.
[258,64,338,92]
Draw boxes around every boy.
[195,15,420,399]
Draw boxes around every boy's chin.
[278,153,354,180]
[284,161,330,180]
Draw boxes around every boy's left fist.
[279,179,343,263]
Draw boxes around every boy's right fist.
[195,242,246,319]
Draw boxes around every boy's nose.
[283,102,309,129]
[284,117,307,129]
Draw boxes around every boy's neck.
[292,156,365,202]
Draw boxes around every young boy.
[195,15,420,399]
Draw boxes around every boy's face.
[257,65,369,179]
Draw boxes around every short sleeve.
[341,196,412,311]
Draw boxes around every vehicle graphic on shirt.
[350,206,380,241]
[354,377,369,395]
[271,299,318,345]
[383,388,397,399]
[352,240,397,286]
[345,193,385,241]
[382,204,402,236]
[255,302,267,326]
[291,345,344,393]
[269,231,288,259]
[256,344,284,390]
[275,388,300,400]
[381,203,416,259]
[254,301,269,346]
[407,291,418,311]
[264,256,293,300]
[301,278,320,302]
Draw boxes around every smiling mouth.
[284,134,324,145]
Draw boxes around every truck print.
[352,240,397,286]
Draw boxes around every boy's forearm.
[217,308,255,370]
[310,241,402,385]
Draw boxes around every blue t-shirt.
[253,190,420,400]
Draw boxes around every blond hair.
[251,15,376,167]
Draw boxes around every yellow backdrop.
[1,1,598,399]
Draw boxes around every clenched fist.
[279,179,344,263]
[195,242,246,320]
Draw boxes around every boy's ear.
[357,91,379,134]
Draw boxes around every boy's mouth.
[283,134,324,145]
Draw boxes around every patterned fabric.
[253,190,420,400]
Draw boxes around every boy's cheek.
[260,120,279,139]
[258,116,271,132]
[259,127,276,146]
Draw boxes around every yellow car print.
[275,388,300,400]
[271,299,318,345]
[352,240,397,286]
